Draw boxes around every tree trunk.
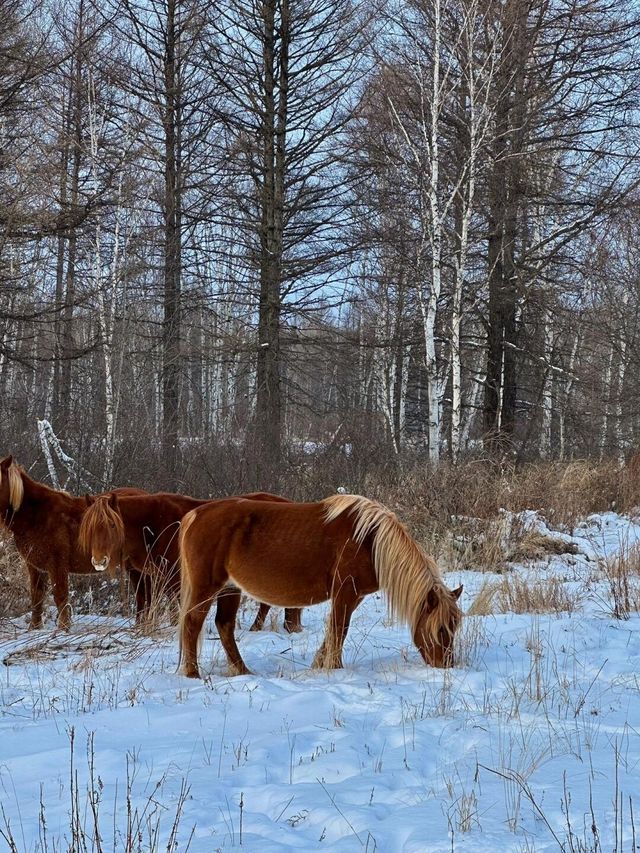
[162,0,181,482]
[255,0,288,481]
[483,0,528,456]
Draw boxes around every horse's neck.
[10,472,78,528]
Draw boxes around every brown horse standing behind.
[178,494,463,679]
[0,455,145,629]
[78,490,303,630]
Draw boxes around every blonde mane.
[322,494,460,641]
[0,461,25,512]
[78,495,125,555]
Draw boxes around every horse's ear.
[84,493,95,506]
[426,588,438,609]
[452,585,464,601]
[1,455,13,469]
[108,492,119,509]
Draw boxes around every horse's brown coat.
[79,490,302,629]
[0,455,145,629]
[178,494,463,678]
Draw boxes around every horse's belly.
[228,564,329,608]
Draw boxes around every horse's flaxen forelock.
[3,462,25,512]
[78,495,125,555]
[323,494,461,640]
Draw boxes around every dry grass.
[600,543,640,619]
[378,457,630,540]
[466,582,498,617]
[0,535,30,620]
[493,575,582,615]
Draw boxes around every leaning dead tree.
[37,420,97,491]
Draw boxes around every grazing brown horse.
[0,455,146,629]
[78,490,303,630]
[178,494,463,679]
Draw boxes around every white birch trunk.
[461,371,484,450]
[540,306,553,458]
[88,71,120,485]
[599,342,615,460]
[559,333,579,460]
[615,289,629,461]
[425,0,442,464]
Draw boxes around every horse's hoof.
[228,664,252,676]
[183,666,201,679]
[249,622,263,632]
[284,623,303,634]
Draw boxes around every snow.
[2,510,640,851]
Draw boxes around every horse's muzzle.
[91,557,110,572]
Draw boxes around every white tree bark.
[540,306,554,458]
[599,341,615,459]
[615,288,629,461]
[88,71,120,485]
[559,332,579,460]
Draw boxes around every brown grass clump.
[600,543,640,619]
[0,535,30,620]
[494,575,581,615]
[445,516,511,573]
[466,581,498,616]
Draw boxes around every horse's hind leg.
[284,608,303,633]
[249,602,269,631]
[27,563,48,630]
[215,585,251,675]
[312,582,363,670]
[181,577,221,679]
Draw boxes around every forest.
[1,0,640,493]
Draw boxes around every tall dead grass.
[381,458,628,535]
[601,543,640,619]
[493,575,582,615]
[466,575,582,617]
[0,536,29,621]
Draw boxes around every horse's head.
[413,583,463,668]
[79,492,125,574]
[0,455,24,521]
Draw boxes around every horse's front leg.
[27,563,48,630]
[312,583,363,670]
[51,568,71,631]
[126,567,148,623]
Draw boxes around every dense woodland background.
[2,0,640,496]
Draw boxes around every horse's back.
[182,499,367,607]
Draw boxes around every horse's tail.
[322,494,443,635]
[177,508,198,671]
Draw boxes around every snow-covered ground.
[2,511,640,852]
